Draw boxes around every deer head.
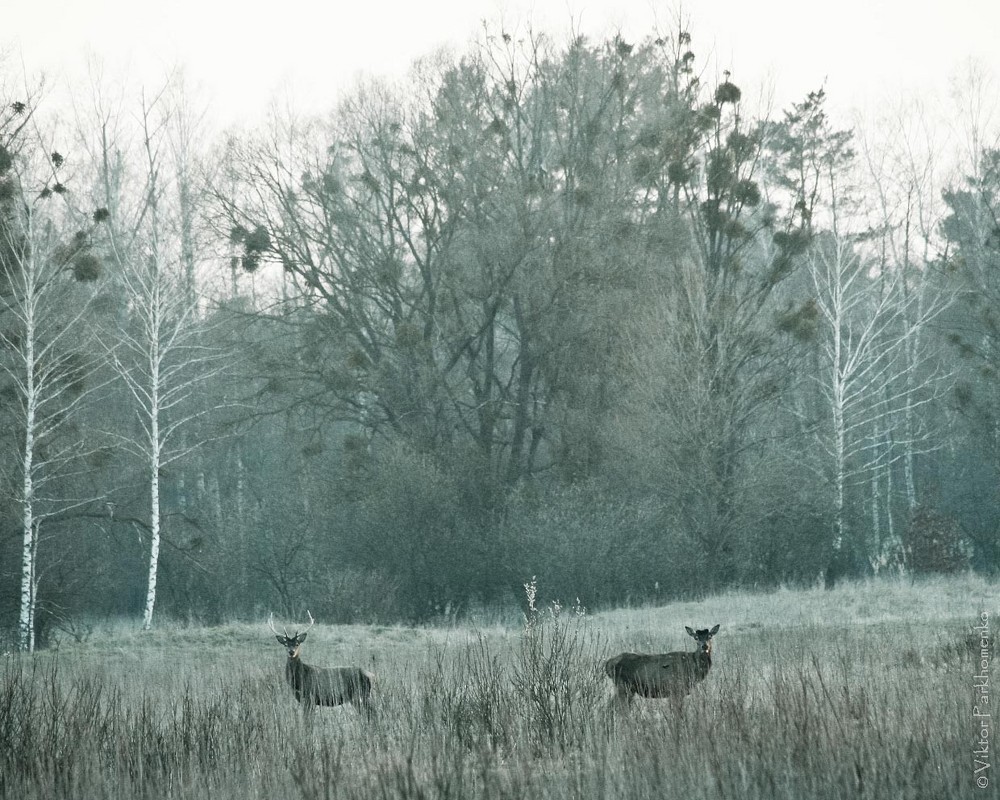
[268,611,316,659]
[684,624,720,655]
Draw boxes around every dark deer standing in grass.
[268,612,375,717]
[605,625,720,702]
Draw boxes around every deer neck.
[286,654,308,690]
[695,649,712,674]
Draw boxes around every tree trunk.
[506,294,534,485]
[143,297,162,630]
[832,317,846,554]
[870,448,882,573]
[18,502,35,652]
[28,524,39,652]
[17,297,37,652]
[142,438,162,631]
[827,277,847,589]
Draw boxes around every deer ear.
[685,626,695,637]
[297,632,308,643]
[275,635,285,645]
[710,624,720,635]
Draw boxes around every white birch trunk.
[28,523,39,652]
[831,275,846,556]
[209,473,222,527]
[902,406,916,509]
[18,491,34,652]
[870,453,882,572]
[142,438,162,630]
[142,260,163,631]
[885,438,898,571]
[17,255,38,653]
[902,292,919,511]
[236,451,246,527]
[833,418,846,554]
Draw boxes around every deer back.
[287,658,373,707]
[605,650,712,698]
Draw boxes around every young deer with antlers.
[605,624,720,702]
[268,612,375,717]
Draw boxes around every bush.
[348,446,500,619]
[904,506,970,574]
[498,484,675,608]
[511,584,603,753]
[316,568,402,624]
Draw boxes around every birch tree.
[857,101,950,541]
[98,92,226,630]
[765,89,948,582]
[0,153,107,651]
[807,231,948,583]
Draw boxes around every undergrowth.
[0,575,994,799]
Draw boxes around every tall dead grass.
[0,574,993,799]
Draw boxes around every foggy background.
[2,1,999,648]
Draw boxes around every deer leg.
[299,699,317,732]
[608,683,633,711]
[353,694,375,721]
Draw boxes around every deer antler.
[268,611,315,638]
[266,612,289,638]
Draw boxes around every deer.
[268,611,375,717]
[604,624,720,702]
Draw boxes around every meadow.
[1,574,995,799]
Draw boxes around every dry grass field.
[1,574,996,799]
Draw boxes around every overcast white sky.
[5,0,1000,132]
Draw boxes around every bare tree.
[94,89,228,630]
[856,98,952,551]
[619,33,796,582]
[215,30,644,492]
[806,230,948,581]
[0,174,107,651]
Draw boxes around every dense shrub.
[346,446,503,620]
[904,505,970,574]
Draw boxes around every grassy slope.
[1,574,996,800]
